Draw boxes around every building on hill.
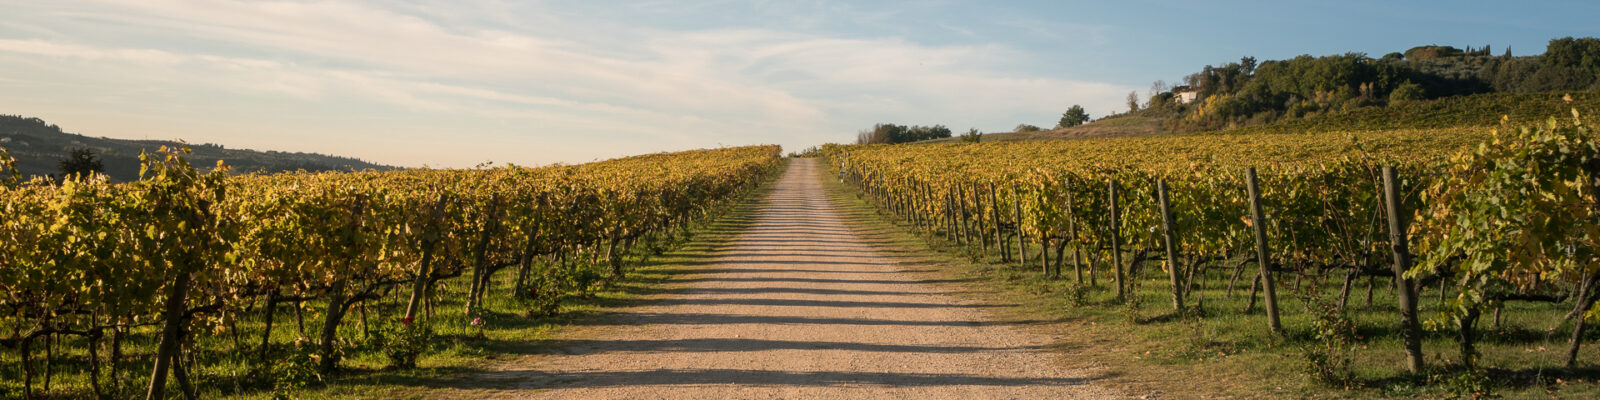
[1172,86,1198,104]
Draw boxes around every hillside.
[930,91,1600,144]
[1208,91,1600,135]
[915,38,1600,145]
[0,115,392,181]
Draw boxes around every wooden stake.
[1245,168,1281,333]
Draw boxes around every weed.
[1065,283,1091,307]
[1297,292,1359,387]
[267,337,324,396]
[1435,368,1498,399]
[368,323,436,369]
[1123,278,1145,324]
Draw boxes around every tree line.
[855,123,953,144]
[1124,36,1600,131]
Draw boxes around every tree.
[1544,37,1600,76]
[58,147,103,179]
[1126,91,1140,113]
[959,128,983,143]
[1148,80,1168,100]
[1404,45,1465,60]
[1057,105,1090,128]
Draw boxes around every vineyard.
[824,103,1600,395]
[0,145,782,399]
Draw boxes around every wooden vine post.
[1245,168,1282,333]
[973,184,987,251]
[953,183,966,243]
[1014,187,1026,266]
[945,190,957,243]
[1382,166,1425,373]
[927,182,937,232]
[990,182,1004,261]
[1109,179,1125,300]
[1066,177,1084,283]
[940,189,953,241]
[1157,179,1183,312]
[924,182,935,232]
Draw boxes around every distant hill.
[910,37,1600,145]
[929,91,1600,144]
[0,115,393,182]
[921,115,1169,144]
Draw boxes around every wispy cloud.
[0,0,1134,167]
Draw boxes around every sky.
[1,1,1597,168]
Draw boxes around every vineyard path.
[449,158,1120,399]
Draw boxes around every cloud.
[0,1,1135,167]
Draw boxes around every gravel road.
[458,158,1119,399]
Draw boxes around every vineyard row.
[823,108,1600,377]
[0,145,783,399]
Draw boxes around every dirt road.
[464,158,1118,399]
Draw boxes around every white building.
[1172,85,1198,104]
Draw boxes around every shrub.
[787,146,822,158]
[267,337,324,396]
[370,323,437,369]
[1297,293,1359,386]
[1390,81,1426,103]
[1065,283,1090,307]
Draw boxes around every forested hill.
[0,115,393,182]
[913,37,1600,144]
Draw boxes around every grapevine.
[0,144,781,398]
[826,107,1600,375]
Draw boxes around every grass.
[0,161,784,400]
[817,162,1600,399]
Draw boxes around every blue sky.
[1,1,1596,167]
